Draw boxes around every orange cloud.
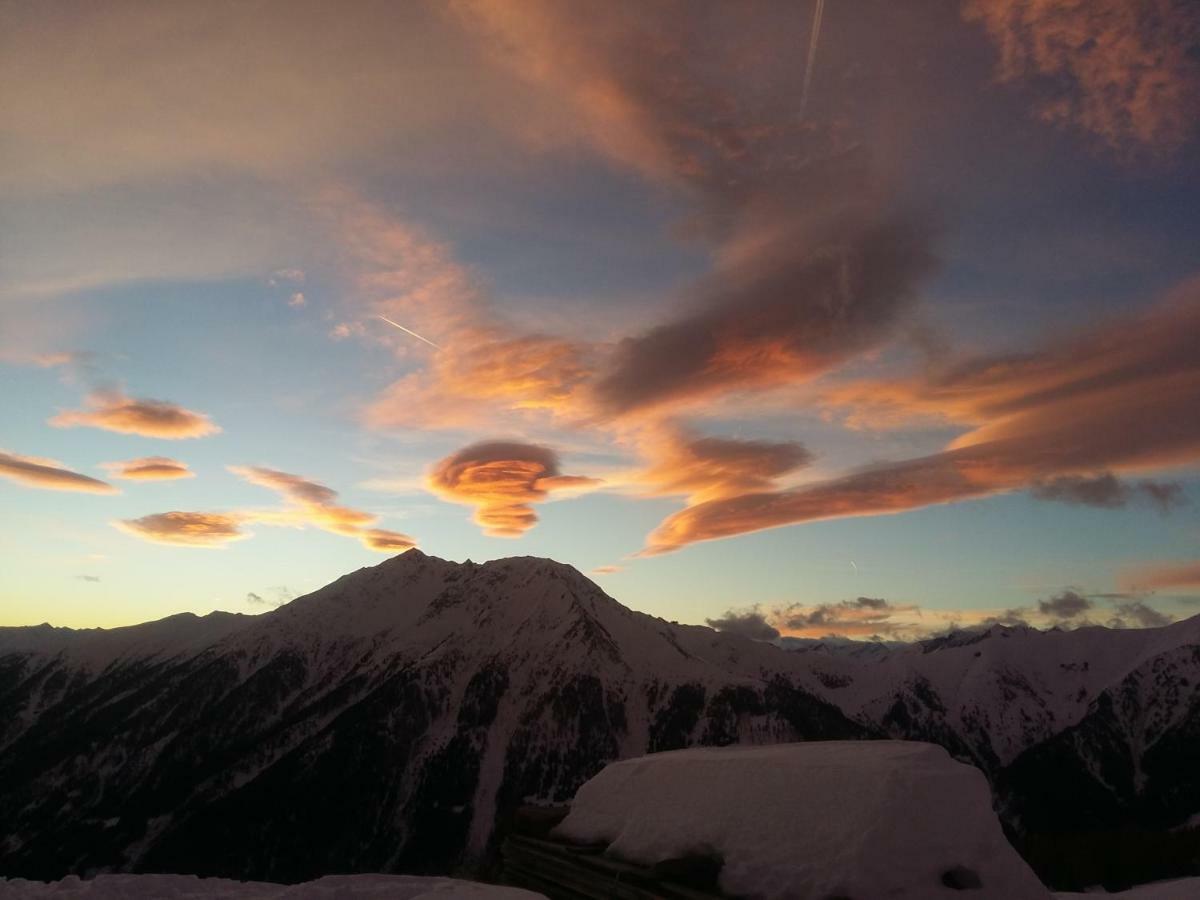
[778,597,924,639]
[229,465,415,552]
[114,511,246,547]
[0,450,118,495]
[592,210,934,419]
[964,0,1200,154]
[318,192,591,431]
[633,426,812,503]
[456,6,934,422]
[428,440,600,536]
[115,466,417,552]
[360,528,418,552]
[50,389,220,439]
[365,331,592,430]
[1120,561,1200,593]
[102,456,195,481]
[643,280,1200,554]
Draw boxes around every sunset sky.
[2,0,1199,638]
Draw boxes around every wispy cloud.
[51,389,220,439]
[320,192,591,432]
[1108,600,1172,629]
[1120,560,1200,593]
[0,450,118,495]
[1030,473,1184,511]
[964,0,1200,155]
[1037,589,1092,619]
[229,465,416,552]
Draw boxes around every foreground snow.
[5,873,1197,900]
[554,741,1052,899]
[0,874,544,899]
[1056,879,1200,899]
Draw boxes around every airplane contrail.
[798,0,826,120]
[376,315,442,350]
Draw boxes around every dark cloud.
[986,608,1033,628]
[853,597,889,610]
[1037,589,1093,620]
[246,586,296,607]
[1137,480,1186,512]
[594,211,934,418]
[0,449,118,495]
[704,607,780,642]
[1108,600,1172,629]
[782,596,917,637]
[1031,473,1184,511]
[427,440,599,537]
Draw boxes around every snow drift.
[554,741,1052,900]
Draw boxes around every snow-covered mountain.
[2,551,1198,889]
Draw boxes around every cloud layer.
[643,281,1200,554]
[1121,561,1200,593]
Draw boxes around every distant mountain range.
[2,551,1198,889]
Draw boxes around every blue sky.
[2,0,1198,636]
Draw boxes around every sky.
[2,0,1199,638]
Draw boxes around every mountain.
[2,551,1198,889]
[0,552,867,883]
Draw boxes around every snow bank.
[0,874,544,899]
[553,740,1052,900]
[1055,878,1200,899]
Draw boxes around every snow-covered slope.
[798,616,1200,771]
[0,874,543,898]
[2,550,1198,889]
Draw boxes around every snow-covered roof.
[553,741,1052,899]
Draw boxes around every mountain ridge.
[2,552,1198,889]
